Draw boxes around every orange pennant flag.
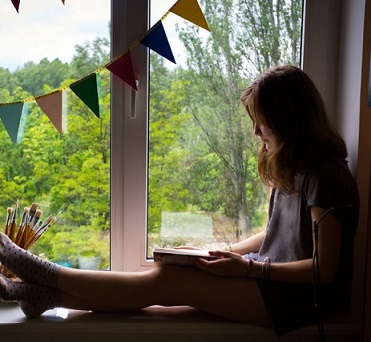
[170,0,209,31]
[36,91,67,133]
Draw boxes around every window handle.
[130,75,140,119]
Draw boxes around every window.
[113,0,305,270]
[0,1,111,270]
[147,0,303,257]
[0,0,345,275]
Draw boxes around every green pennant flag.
[0,102,27,143]
[70,73,101,118]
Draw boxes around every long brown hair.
[241,65,348,194]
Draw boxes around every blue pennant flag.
[141,21,176,64]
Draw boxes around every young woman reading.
[0,65,359,336]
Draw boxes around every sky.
[0,0,110,71]
[0,0,182,72]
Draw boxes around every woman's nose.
[253,123,261,136]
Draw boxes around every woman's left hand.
[193,250,249,277]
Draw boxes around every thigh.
[257,280,316,335]
[155,264,273,328]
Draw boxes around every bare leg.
[1,233,271,327]
[57,265,272,328]
[58,267,161,312]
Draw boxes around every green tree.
[0,67,19,97]
[69,37,110,79]
[236,0,302,77]
[13,58,69,96]
[148,54,192,232]
[0,34,111,268]
[176,0,302,236]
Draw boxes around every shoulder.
[300,161,359,221]
[302,160,355,191]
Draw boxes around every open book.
[153,248,219,267]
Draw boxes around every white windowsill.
[0,302,362,342]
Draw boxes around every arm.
[196,206,342,285]
[228,230,266,255]
[251,208,341,283]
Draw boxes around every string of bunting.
[11,0,66,13]
[2,0,210,144]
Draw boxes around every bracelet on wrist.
[246,259,254,277]
[225,244,232,252]
[262,257,272,279]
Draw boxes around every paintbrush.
[24,216,55,249]
[27,203,38,225]
[4,207,13,236]
[31,209,42,227]
[8,201,18,241]
[15,207,29,245]
[25,209,43,245]
[18,203,38,248]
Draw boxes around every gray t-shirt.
[258,161,359,263]
[252,161,358,335]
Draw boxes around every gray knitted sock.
[0,232,60,288]
[0,274,60,318]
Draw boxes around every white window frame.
[110,0,349,272]
[111,0,150,272]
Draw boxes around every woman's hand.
[193,250,250,277]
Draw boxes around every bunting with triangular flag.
[170,0,210,31]
[17,103,28,143]
[140,22,176,64]
[0,102,27,143]
[11,0,20,13]
[1,0,211,143]
[36,90,67,133]
[70,74,101,118]
[107,51,137,91]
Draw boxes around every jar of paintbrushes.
[0,201,57,278]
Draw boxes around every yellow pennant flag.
[170,0,209,31]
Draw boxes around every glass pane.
[0,0,111,270]
[147,0,303,256]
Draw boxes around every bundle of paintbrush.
[1,201,57,278]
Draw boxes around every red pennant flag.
[36,91,67,133]
[107,51,137,90]
[170,0,209,31]
[11,0,20,13]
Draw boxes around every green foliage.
[0,67,19,95]
[235,0,302,74]
[13,58,69,96]
[148,55,192,232]
[69,37,110,79]
[0,1,302,264]
[0,36,110,268]
[148,0,302,238]
[31,225,109,269]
